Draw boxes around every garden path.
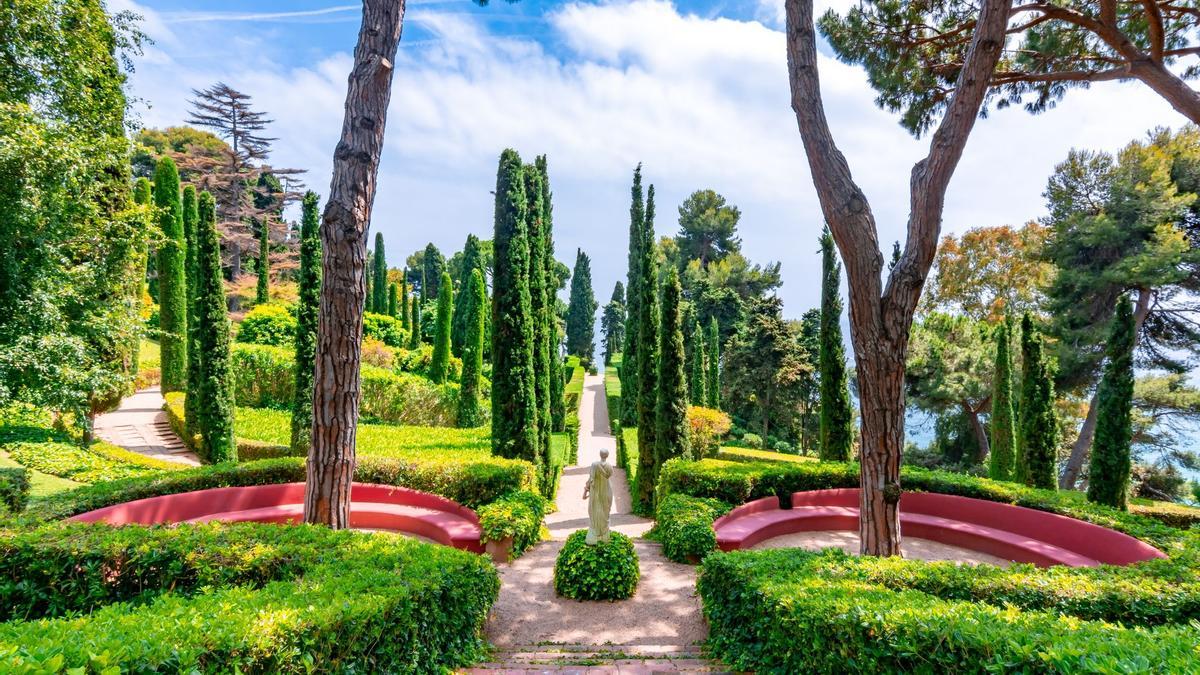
[469,374,726,674]
[93,387,200,466]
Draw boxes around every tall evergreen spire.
[635,184,660,510]
[400,269,410,329]
[706,318,721,409]
[621,164,645,426]
[689,319,707,406]
[372,232,387,314]
[182,186,201,436]
[256,218,270,305]
[1088,297,1135,509]
[524,165,553,493]
[430,271,454,383]
[818,227,853,461]
[457,268,487,428]
[538,155,567,434]
[988,317,1016,481]
[291,191,321,455]
[1017,313,1058,490]
[452,234,485,357]
[566,248,597,361]
[195,191,235,462]
[154,156,187,393]
[655,267,690,488]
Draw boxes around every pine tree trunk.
[854,337,905,557]
[964,404,990,464]
[305,0,405,528]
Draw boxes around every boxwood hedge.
[655,493,729,563]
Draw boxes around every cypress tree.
[372,232,387,315]
[195,191,235,462]
[400,270,410,329]
[538,155,566,433]
[818,227,853,461]
[430,271,454,383]
[635,185,660,509]
[452,234,484,357]
[256,218,270,305]
[707,317,721,409]
[365,249,374,313]
[565,248,598,361]
[387,282,398,317]
[1088,297,1135,509]
[621,164,645,425]
[1017,313,1058,489]
[408,299,422,349]
[689,319,707,406]
[181,186,201,436]
[655,267,690,478]
[988,317,1017,481]
[490,149,539,468]
[291,191,321,455]
[153,156,187,392]
[132,177,152,378]
[524,166,553,491]
[422,243,445,303]
[457,268,487,427]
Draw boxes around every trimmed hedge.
[0,523,498,672]
[655,493,729,563]
[716,447,817,465]
[478,490,547,557]
[1131,501,1200,529]
[554,530,640,601]
[0,469,29,514]
[5,440,183,484]
[698,548,1200,674]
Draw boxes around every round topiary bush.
[553,530,639,601]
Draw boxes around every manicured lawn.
[138,338,161,371]
[717,447,817,464]
[0,450,80,498]
[623,427,638,481]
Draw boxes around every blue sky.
[115,0,1192,322]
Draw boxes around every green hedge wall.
[0,469,29,514]
[0,523,498,672]
[655,493,729,563]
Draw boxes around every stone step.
[462,644,736,674]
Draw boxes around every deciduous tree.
[922,223,1052,322]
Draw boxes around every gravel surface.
[751,529,1013,566]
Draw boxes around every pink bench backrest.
[713,496,779,531]
[790,488,858,508]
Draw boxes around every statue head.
[600,448,610,461]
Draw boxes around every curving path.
[93,387,200,466]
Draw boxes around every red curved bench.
[68,482,484,553]
[713,488,1166,567]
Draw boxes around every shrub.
[741,433,763,449]
[235,303,296,347]
[717,447,817,465]
[360,337,396,369]
[656,493,729,563]
[3,435,183,485]
[687,406,732,458]
[0,468,30,514]
[364,311,408,348]
[554,530,639,601]
[478,490,547,557]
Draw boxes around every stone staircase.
[462,643,737,674]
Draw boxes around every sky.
[112,0,1194,320]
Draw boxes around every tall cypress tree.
[1017,313,1058,489]
[458,268,487,428]
[256,218,270,305]
[524,166,553,491]
[195,191,235,462]
[452,234,484,357]
[635,184,660,509]
[707,318,721,409]
[989,317,1017,481]
[387,282,398,317]
[537,155,566,433]
[655,267,690,483]
[132,177,153,379]
[621,164,645,425]
[181,186,201,437]
[153,156,187,393]
[689,319,707,406]
[602,281,626,366]
[400,269,410,330]
[408,299,422,349]
[365,249,374,313]
[818,227,853,461]
[1088,297,1135,509]
[372,232,387,315]
[430,271,454,383]
[490,149,539,468]
[422,243,445,303]
[291,191,321,455]
[565,248,597,361]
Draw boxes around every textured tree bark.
[305,0,406,528]
[1132,59,1200,125]
[963,403,991,464]
[786,0,1012,555]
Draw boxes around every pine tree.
[400,269,410,329]
[621,164,645,425]
[1088,297,1135,509]
[154,156,188,392]
[372,232,387,315]
[181,186,202,437]
[566,248,597,361]
[537,156,567,434]
[452,234,484,357]
[524,166,553,491]
[458,268,487,428]
[689,319,707,406]
[490,149,539,468]
[1017,313,1058,489]
[195,191,235,462]
[387,282,398,317]
[818,227,853,461]
[291,191,321,455]
[256,217,270,304]
[635,184,660,509]
[408,299,422,349]
[655,268,690,482]
[707,317,721,409]
[988,317,1016,481]
[430,272,454,383]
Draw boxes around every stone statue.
[583,448,614,545]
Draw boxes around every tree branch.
[1141,0,1166,60]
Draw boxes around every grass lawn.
[623,427,638,481]
[717,447,817,464]
[0,449,80,498]
[138,339,160,371]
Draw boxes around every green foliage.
[566,248,597,360]
[0,468,30,514]
[256,215,270,305]
[635,186,660,510]
[181,185,200,436]
[716,447,817,465]
[1017,314,1057,489]
[5,440,180,484]
[989,317,1016,481]
[369,232,385,314]
[536,156,567,436]
[707,318,720,409]
[195,192,235,463]
[291,191,320,455]
[458,269,487,428]
[656,493,728,563]
[452,234,485,357]
[478,490,547,557]
[602,282,625,366]
[387,282,398,317]
[906,313,993,463]
[818,227,852,461]
[153,156,187,392]
[688,319,707,406]
[0,524,499,672]
[421,242,446,304]
[621,164,645,427]
[409,299,422,349]
[674,189,742,266]
[1089,296,1136,510]
[724,297,811,444]
[655,267,690,482]
[553,530,640,601]
[430,272,454,383]
[235,303,297,347]
[363,311,407,348]
[523,165,554,494]
[400,270,410,329]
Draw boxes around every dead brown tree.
[785,0,1014,555]
[304,0,406,527]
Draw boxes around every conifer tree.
[430,272,454,383]
[1017,313,1058,489]
[195,191,235,462]
[452,234,484,356]
[491,149,539,468]
[524,167,553,490]
[655,268,690,479]
[291,191,321,455]
[1088,297,1135,509]
[422,243,445,303]
[818,227,853,461]
[408,299,422,349]
[635,185,660,508]
[154,156,188,392]
[689,319,707,406]
[132,177,153,378]
[621,164,645,425]
[707,317,721,409]
[602,281,625,366]
[988,317,1016,481]
[256,218,270,304]
[536,156,567,433]
[400,270,410,330]
[365,249,374,313]
[181,186,201,436]
[458,268,487,427]
[388,282,398,317]
[566,249,597,361]
[372,232,387,315]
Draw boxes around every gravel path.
[752,530,1013,566]
[93,387,200,466]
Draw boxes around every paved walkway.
[93,387,200,466]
